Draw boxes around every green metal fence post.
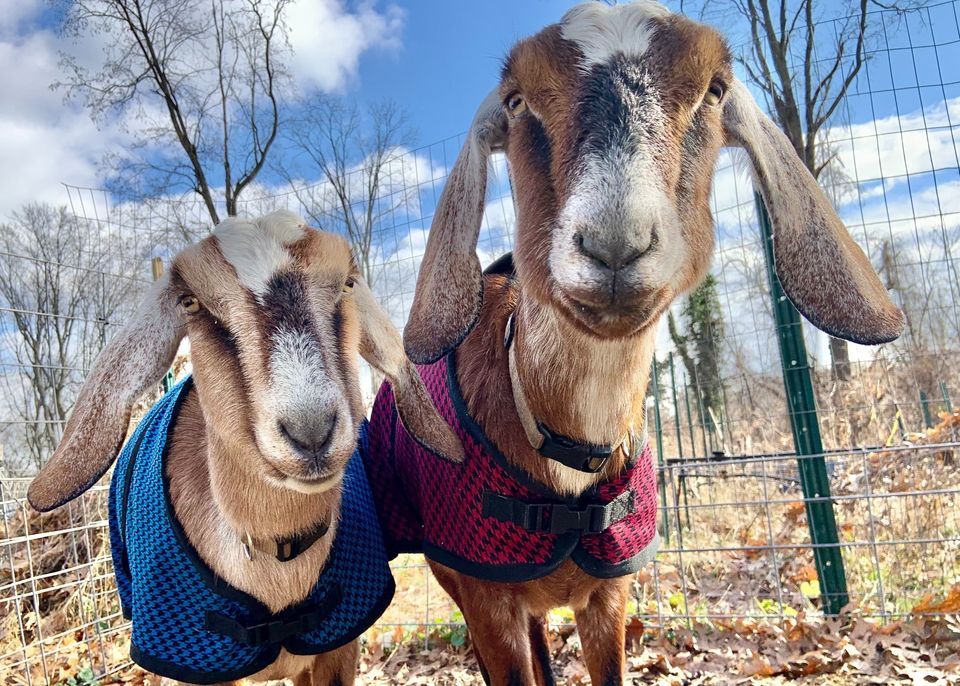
[940,381,952,413]
[920,390,934,429]
[650,356,670,544]
[755,192,849,615]
[681,379,695,529]
[669,352,684,457]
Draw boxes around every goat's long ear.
[354,277,464,463]
[404,89,508,363]
[722,79,904,345]
[28,276,185,511]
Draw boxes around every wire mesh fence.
[3,1,960,683]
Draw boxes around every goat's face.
[504,2,730,338]
[27,210,463,513]
[171,215,364,493]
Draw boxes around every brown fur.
[408,13,739,682]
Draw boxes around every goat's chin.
[556,286,670,339]
[270,472,344,495]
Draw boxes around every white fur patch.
[551,138,687,299]
[560,1,669,67]
[258,209,308,244]
[269,329,338,413]
[214,210,306,296]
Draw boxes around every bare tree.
[668,274,727,451]
[59,0,292,224]
[685,0,920,380]
[881,237,957,418]
[0,204,141,473]
[280,98,416,290]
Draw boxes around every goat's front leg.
[310,640,360,686]
[528,614,556,686]
[458,584,539,686]
[573,577,631,686]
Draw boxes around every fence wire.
[3,1,960,683]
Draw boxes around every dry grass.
[2,361,959,684]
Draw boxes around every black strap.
[245,520,330,562]
[482,490,635,535]
[536,423,623,473]
[503,311,639,474]
[205,583,343,646]
[274,521,330,562]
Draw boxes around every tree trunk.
[829,336,852,381]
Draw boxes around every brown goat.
[402,3,903,685]
[28,211,462,685]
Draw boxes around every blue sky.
[347,1,575,140]
[1,0,956,215]
[346,0,960,142]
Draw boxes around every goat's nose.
[278,413,336,462]
[575,232,650,271]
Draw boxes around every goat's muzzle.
[551,221,672,338]
[278,412,337,467]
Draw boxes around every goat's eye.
[704,81,725,106]
[179,295,201,314]
[506,93,527,116]
[341,278,355,294]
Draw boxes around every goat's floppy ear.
[404,89,508,364]
[722,79,904,345]
[354,277,464,463]
[28,276,185,511]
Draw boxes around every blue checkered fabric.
[108,377,395,684]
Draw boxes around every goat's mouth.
[257,417,356,493]
[262,460,347,494]
[559,286,669,338]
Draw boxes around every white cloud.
[286,0,404,93]
[0,0,405,221]
[0,30,126,218]
[826,97,960,184]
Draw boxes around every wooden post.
[151,257,175,393]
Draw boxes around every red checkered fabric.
[364,354,660,581]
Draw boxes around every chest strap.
[205,583,343,646]
[482,489,635,535]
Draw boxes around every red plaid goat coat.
[363,353,660,582]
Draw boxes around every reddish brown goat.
[403,3,903,685]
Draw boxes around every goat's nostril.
[278,415,336,460]
[576,233,646,272]
[576,233,613,270]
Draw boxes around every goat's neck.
[167,388,339,612]
[513,295,655,448]
[456,278,655,497]
[205,431,339,542]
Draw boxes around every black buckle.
[536,423,613,473]
[482,491,634,535]
[205,583,342,646]
[274,520,329,562]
